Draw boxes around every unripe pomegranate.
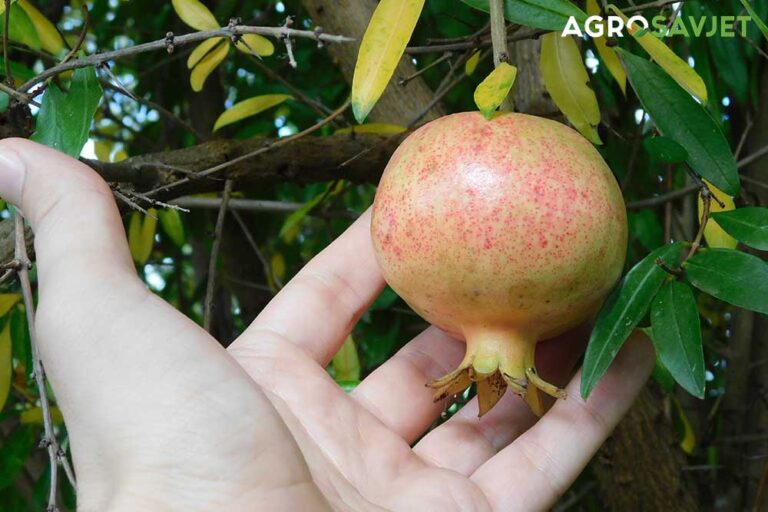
[371,112,627,416]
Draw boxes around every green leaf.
[581,242,684,398]
[0,92,7,114]
[158,209,186,248]
[710,207,768,251]
[650,280,705,398]
[0,4,40,50]
[741,0,768,41]
[31,66,103,158]
[685,248,768,315]
[650,354,676,393]
[643,136,688,164]
[617,49,739,196]
[461,0,587,31]
[279,182,344,239]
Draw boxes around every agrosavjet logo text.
[563,6,757,38]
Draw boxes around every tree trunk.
[300,0,445,124]
[593,387,699,511]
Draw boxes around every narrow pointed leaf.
[234,34,275,57]
[190,40,228,92]
[18,0,64,54]
[586,0,625,94]
[335,123,406,135]
[643,135,688,163]
[540,32,601,144]
[351,0,426,123]
[608,5,706,103]
[741,0,768,41]
[684,249,768,314]
[31,66,103,158]
[617,49,739,196]
[187,37,225,69]
[582,242,684,398]
[460,0,587,31]
[158,209,186,248]
[171,0,218,30]
[465,50,481,76]
[473,62,517,119]
[698,181,737,250]
[213,94,291,131]
[651,281,705,398]
[128,209,158,265]
[711,207,768,250]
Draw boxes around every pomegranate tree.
[371,112,627,416]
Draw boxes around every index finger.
[231,209,385,366]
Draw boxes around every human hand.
[0,139,654,511]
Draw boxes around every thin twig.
[171,196,356,218]
[14,210,77,511]
[405,27,543,54]
[735,116,753,160]
[626,184,699,209]
[489,0,510,66]
[18,24,353,92]
[280,17,297,69]
[398,52,452,86]
[59,4,90,65]
[144,99,350,197]
[0,81,37,106]
[738,143,768,169]
[231,210,282,290]
[684,186,712,262]
[203,180,233,332]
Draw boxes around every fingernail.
[0,145,25,206]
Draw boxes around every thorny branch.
[13,210,76,511]
[17,24,354,93]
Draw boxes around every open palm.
[0,139,653,511]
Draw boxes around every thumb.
[0,138,136,286]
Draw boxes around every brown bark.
[593,387,699,511]
[300,0,445,124]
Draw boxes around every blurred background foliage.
[1,0,767,510]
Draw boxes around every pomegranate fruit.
[371,112,627,416]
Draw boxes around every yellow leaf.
[128,209,158,265]
[0,294,21,317]
[113,149,128,162]
[187,37,226,69]
[334,123,406,135]
[20,405,64,425]
[465,50,481,76]
[672,396,696,454]
[7,3,41,49]
[18,0,64,54]
[333,335,361,382]
[586,0,625,94]
[94,140,112,162]
[270,252,286,282]
[540,32,602,144]
[159,209,186,248]
[473,62,517,119]
[171,0,218,31]
[698,180,737,249]
[190,40,228,92]
[213,94,292,131]
[607,5,707,103]
[351,0,426,123]
[0,323,11,412]
[234,34,275,57]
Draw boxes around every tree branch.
[18,24,354,93]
